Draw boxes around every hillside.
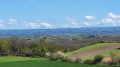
[66,43,120,60]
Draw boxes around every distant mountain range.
[0,27,120,37]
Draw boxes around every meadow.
[0,57,118,67]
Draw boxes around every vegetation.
[82,49,120,61]
[0,37,63,58]
[74,57,82,63]
[0,57,117,67]
[84,59,93,64]
[93,55,103,64]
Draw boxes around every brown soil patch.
[66,44,120,60]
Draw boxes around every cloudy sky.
[0,0,120,29]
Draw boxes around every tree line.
[0,37,63,57]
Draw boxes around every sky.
[0,0,120,29]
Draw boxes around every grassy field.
[65,43,112,55]
[0,57,118,67]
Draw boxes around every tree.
[39,39,48,48]
[8,37,19,53]
[93,55,103,64]
[50,44,63,53]
[32,48,41,56]
[0,39,9,53]
[31,43,39,49]
[41,47,48,57]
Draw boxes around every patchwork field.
[66,43,120,60]
[0,57,118,67]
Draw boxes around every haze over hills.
[0,26,120,37]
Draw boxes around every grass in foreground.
[0,57,118,67]
[0,56,44,62]
[65,43,112,55]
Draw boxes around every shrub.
[61,56,72,62]
[116,55,120,65]
[106,40,115,43]
[56,51,65,59]
[84,59,93,64]
[48,51,65,61]
[99,39,105,43]
[93,55,103,64]
[110,53,116,62]
[74,57,82,63]
[109,53,117,65]
[49,53,58,61]
[45,53,51,58]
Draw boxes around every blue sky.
[0,0,120,29]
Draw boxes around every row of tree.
[0,37,63,57]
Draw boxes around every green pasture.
[0,57,118,67]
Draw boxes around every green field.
[0,57,118,67]
[65,43,112,55]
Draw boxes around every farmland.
[0,57,118,67]
[66,43,120,60]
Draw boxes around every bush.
[61,56,72,62]
[93,55,103,64]
[25,52,32,57]
[49,53,58,61]
[45,53,51,58]
[56,51,65,59]
[48,51,65,61]
[84,59,93,64]
[109,53,117,65]
[99,39,105,43]
[74,57,82,63]
[116,55,120,65]
[106,40,115,43]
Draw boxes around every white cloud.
[71,22,81,28]
[101,18,114,23]
[85,16,96,20]
[71,22,77,26]
[26,23,40,28]
[107,13,120,19]
[9,19,17,22]
[8,19,17,25]
[8,22,17,25]
[0,20,4,23]
[62,24,70,27]
[65,17,76,22]
[82,22,89,26]
[0,24,5,28]
[41,23,53,28]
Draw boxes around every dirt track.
[66,44,120,60]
